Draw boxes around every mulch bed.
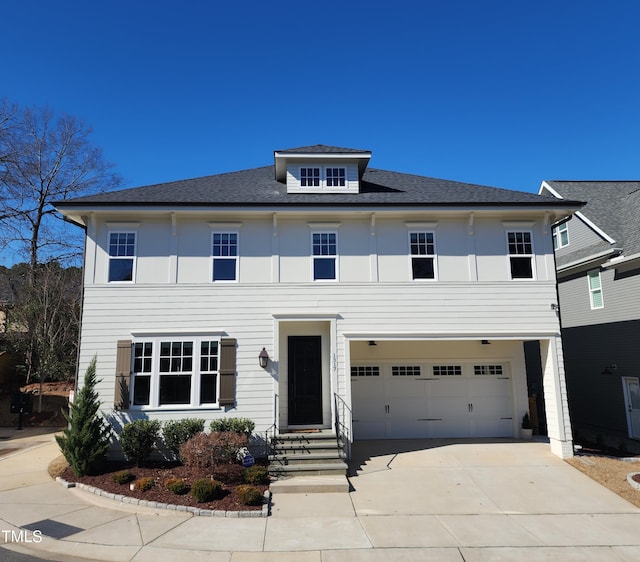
[60,461,268,512]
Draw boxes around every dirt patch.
[20,381,74,396]
[566,454,640,508]
[59,461,268,512]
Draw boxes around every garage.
[351,360,514,439]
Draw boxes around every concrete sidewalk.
[1,430,640,561]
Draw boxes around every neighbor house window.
[212,232,238,281]
[507,231,534,279]
[301,167,320,187]
[588,269,604,309]
[409,231,436,279]
[326,167,346,187]
[312,232,337,280]
[108,232,136,282]
[131,337,220,408]
[553,223,569,250]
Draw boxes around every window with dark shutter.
[114,340,132,409]
[218,338,237,406]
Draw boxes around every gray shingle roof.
[545,181,640,257]
[275,144,371,154]
[57,165,581,209]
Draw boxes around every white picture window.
[312,232,337,280]
[409,231,436,280]
[588,269,604,309]
[132,337,220,408]
[212,232,238,281]
[507,231,534,279]
[108,231,136,282]
[553,223,569,250]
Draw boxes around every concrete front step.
[270,475,350,494]
[269,462,349,476]
[269,452,346,466]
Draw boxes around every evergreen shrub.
[55,357,112,477]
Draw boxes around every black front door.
[288,335,323,425]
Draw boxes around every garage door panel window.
[392,365,421,376]
[474,365,504,376]
[351,366,380,377]
[433,365,462,376]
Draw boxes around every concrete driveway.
[338,438,640,558]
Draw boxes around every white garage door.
[351,362,513,439]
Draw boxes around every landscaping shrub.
[180,431,249,469]
[212,431,249,464]
[163,477,189,495]
[112,469,134,485]
[133,477,155,492]
[191,478,223,502]
[120,419,161,467]
[243,465,269,485]
[55,357,112,477]
[162,418,205,460]
[236,485,263,506]
[209,417,255,437]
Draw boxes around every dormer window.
[326,167,346,187]
[299,166,347,190]
[274,145,371,194]
[301,167,320,187]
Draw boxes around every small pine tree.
[56,357,112,476]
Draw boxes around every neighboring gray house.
[539,181,640,444]
[53,146,583,461]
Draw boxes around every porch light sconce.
[258,348,269,369]
[368,340,377,346]
[601,364,617,375]
[481,340,491,345]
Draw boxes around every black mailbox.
[10,392,32,414]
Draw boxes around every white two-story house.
[55,145,582,459]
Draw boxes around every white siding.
[79,281,562,435]
[89,214,555,286]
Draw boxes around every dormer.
[274,145,372,194]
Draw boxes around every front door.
[288,336,323,425]
[622,377,640,439]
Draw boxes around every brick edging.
[56,476,271,517]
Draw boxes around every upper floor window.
[507,231,534,279]
[326,167,346,187]
[301,167,320,187]
[212,232,238,281]
[553,223,569,250]
[409,231,436,280]
[108,231,136,282]
[312,232,337,280]
[588,269,604,309]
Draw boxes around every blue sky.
[2,0,640,195]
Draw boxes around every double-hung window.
[132,337,221,408]
[588,269,604,309]
[553,223,569,250]
[108,232,136,282]
[212,232,238,281]
[326,167,346,187]
[409,231,436,280]
[507,231,534,279]
[301,167,320,187]
[312,232,337,280]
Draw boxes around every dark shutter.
[114,340,132,409]
[218,338,237,406]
